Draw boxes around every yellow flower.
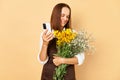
[54,29,76,46]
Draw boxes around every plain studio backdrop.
[0,0,120,80]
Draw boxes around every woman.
[38,3,85,80]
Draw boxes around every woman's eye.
[67,16,69,18]
[61,14,69,19]
[61,14,65,17]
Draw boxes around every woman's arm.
[62,57,78,65]
[38,30,54,64]
[39,42,49,61]
[53,53,85,66]
[53,56,78,66]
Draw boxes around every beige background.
[0,0,120,80]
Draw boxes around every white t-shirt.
[38,30,85,65]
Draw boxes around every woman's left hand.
[53,56,64,66]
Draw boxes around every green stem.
[53,64,67,80]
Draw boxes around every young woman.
[38,3,85,80]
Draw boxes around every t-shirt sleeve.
[75,52,85,65]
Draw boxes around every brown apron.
[41,38,76,80]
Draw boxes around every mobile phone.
[43,23,46,29]
[42,23,51,32]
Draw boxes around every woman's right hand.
[42,29,54,45]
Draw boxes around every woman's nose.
[63,16,68,21]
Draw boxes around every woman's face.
[60,7,70,28]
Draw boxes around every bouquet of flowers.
[53,28,94,80]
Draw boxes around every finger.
[47,34,54,41]
[53,56,59,59]
[42,34,48,42]
[46,32,53,37]
[53,56,56,59]
[53,60,58,66]
[53,59,56,64]
[43,29,48,35]
[42,31,52,42]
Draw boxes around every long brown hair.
[50,3,71,31]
